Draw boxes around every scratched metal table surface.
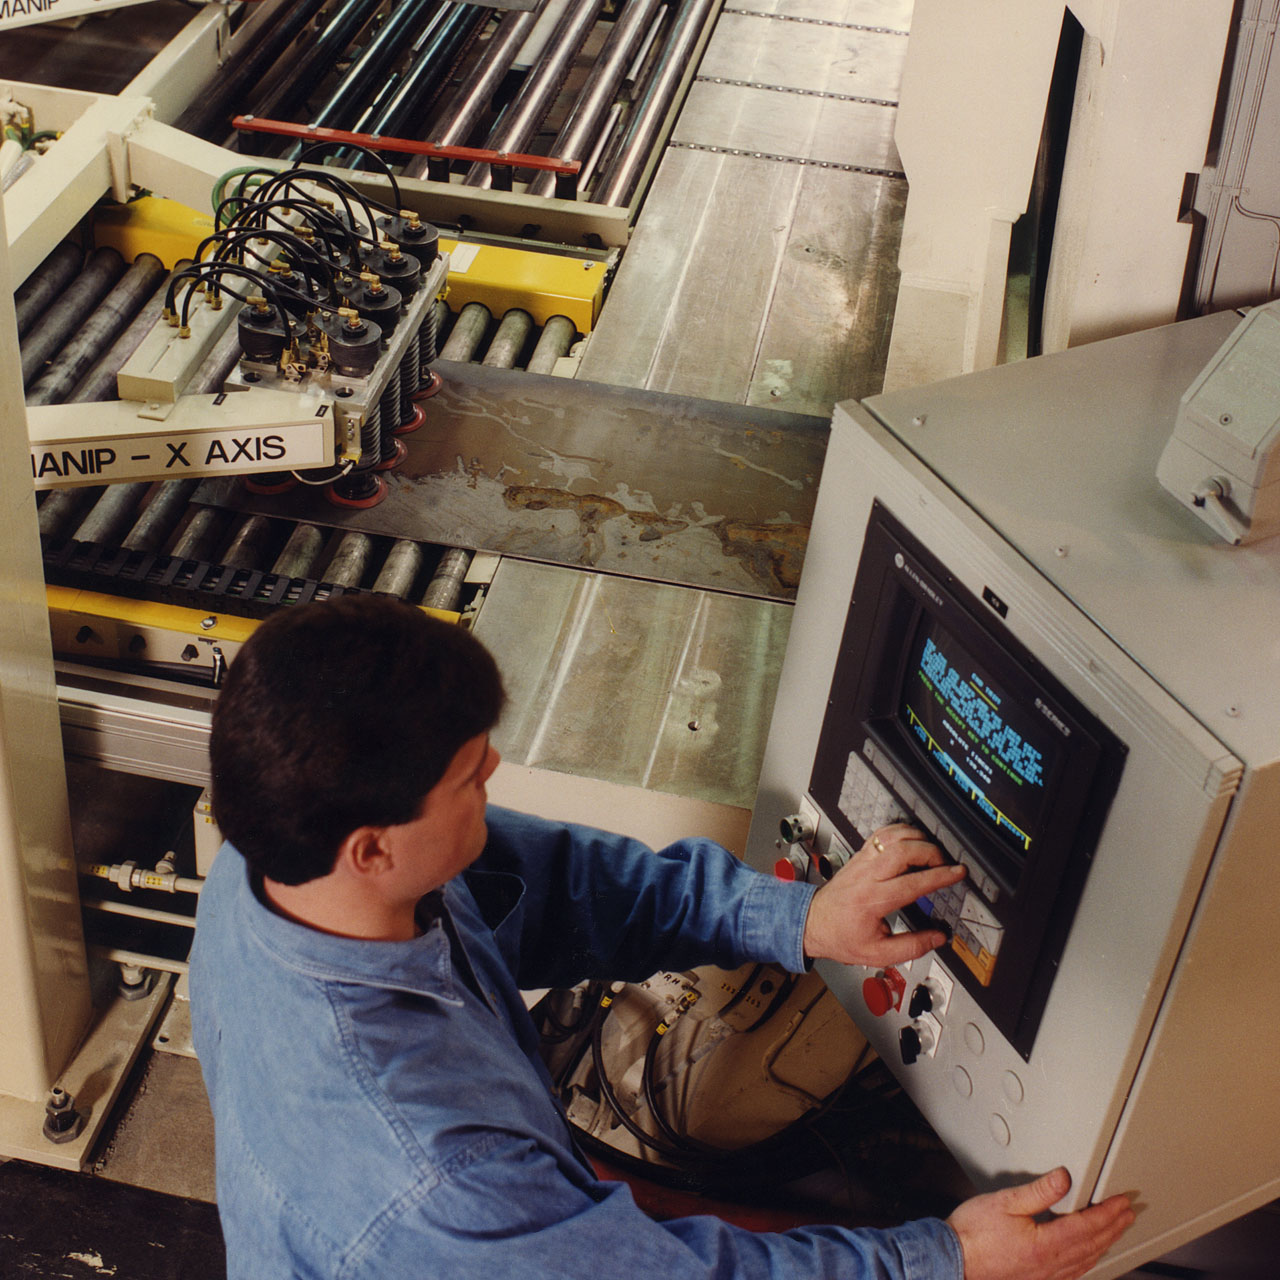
[194,361,829,601]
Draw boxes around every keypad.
[835,745,1007,987]
[842,746,1002,906]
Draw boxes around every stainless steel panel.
[196,363,827,600]
[672,79,901,170]
[747,164,906,409]
[58,666,215,787]
[579,147,905,413]
[579,0,909,408]
[473,559,791,807]
[695,13,907,102]
[581,147,810,401]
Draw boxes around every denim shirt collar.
[231,852,469,1007]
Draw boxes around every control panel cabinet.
[747,313,1280,1277]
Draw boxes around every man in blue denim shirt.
[191,596,1132,1280]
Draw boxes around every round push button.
[863,975,898,1017]
[963,1022,986,1056]
[952,1067,974,1099]
[989,1113,1012,1148]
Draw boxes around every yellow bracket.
[94,196,215,268]
[92,199,608,333]
[47,586,461,664]
[440,237,606,332]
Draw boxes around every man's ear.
[333,825,396,878]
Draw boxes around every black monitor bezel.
[809,502,1126,1057]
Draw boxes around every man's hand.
[948,1168,1136,1280]
[803,823,965,967]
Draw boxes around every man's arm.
[476,811,1134,1280]
[352,1133,1128,1280]
[353,1132,964,1280]
[476,811,963,989]
[474,806,820,988]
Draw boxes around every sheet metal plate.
[194,363,827,600]
[474,559,791,807]
[578,148,906,412]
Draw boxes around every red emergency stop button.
[773,851,806,881]
[862,967,905,1016]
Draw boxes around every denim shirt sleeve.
[340,1134,965,1280]
[473,805,818,990]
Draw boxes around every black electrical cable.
[257,166,390,230]
[588,1014,693,1165]
[213,195,368,272]
[641,1027,710,1154]
[295,141,405,210]
[166,263,295,339]
[200,225,336,281]
[538,981,607,1042]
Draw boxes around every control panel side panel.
[747,402,1237,1210]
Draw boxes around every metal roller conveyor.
[72,485,155,549]
[28,258,195,548]
[20,249,127,386]
[402,4,547,176]
[25,195,501,638]
[281,0,450,158]
[270,523,326,578]
[122,482,201,554]
[527,315,577,373]
[325,531,376,587]
[461,0,608,188]
[242,0,389,138]
[67,260,191,407]
[173,0,333,142]
[525,0,667,199]
[14,242,83,337]
[349,5,491,152]
[591,0,720,207]
[422,546,473,612]
[481,309,535,368]
[26,230,603,633]
[26,256,167,408]
[439,301,494,362]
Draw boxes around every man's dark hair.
[210,595,505,885]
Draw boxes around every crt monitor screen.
[898,612,1062,868]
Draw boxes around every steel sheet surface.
[194,363,827,599]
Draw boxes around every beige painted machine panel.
[748,313,1280,1276]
